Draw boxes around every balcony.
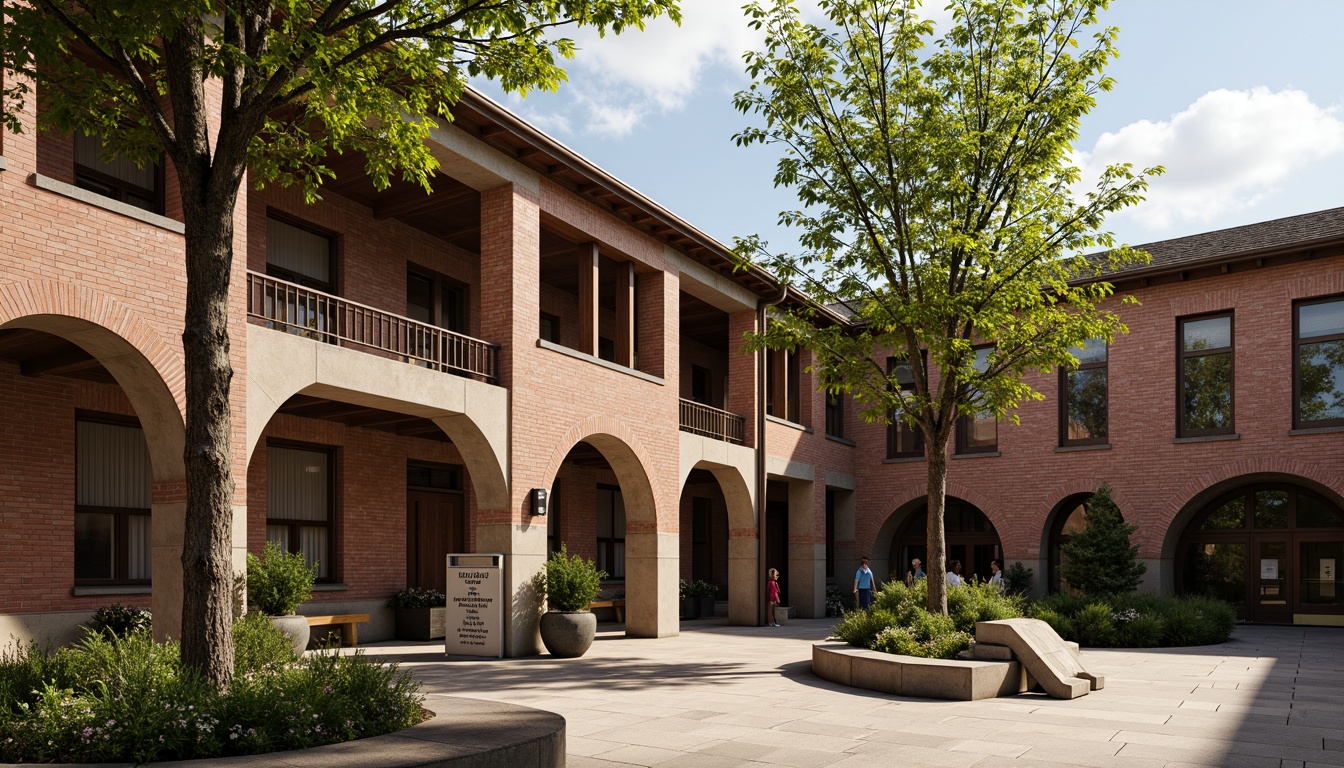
[246,271,498,382]
[679,399,747,445]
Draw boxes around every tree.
[2,0,678,689]
[732,0,1160,615]
[1058,483,1144,595]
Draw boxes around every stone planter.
[697,596,717,619]
[539,611,596,658]
[395,607,447,640]
[679,598,699,620]
[773,606,790,626]
[270,614,310,655]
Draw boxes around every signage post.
[445,553,504,658]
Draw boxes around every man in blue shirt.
[853,556,878,610]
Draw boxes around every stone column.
[578,243,599,356]
[625,529,679,637]
[788,480,826,618]
[615,260,635,368]
[728,532,759,625]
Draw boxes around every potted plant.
[539,544,605,658]
[246,541,316,654]
[692,580,718,619]
[389,587,447,640]
[679,579,699,620]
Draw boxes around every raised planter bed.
[811,641,1025,701]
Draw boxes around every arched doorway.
[889,497,1002,584]
[1047,494,1092,594]
[1177,482,1344,623]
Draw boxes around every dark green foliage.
[0,625,422,763]
[838,579,1023,659]
[88,604,153,640]
[1059,484,1146,596]
[544,544,605,612]
[833,608,899,649]
[1003,562,1035,595]
[1030,593,1235,647]
[387,588,447,609]
[246,542,316,616]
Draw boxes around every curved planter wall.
[812,641,1024,701]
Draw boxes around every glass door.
[1297,537,1344,616]
[1252,537,1292,623]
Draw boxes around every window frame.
[265,440,338,584]
[596,483,626,580]
[767,348,801,423]
[1059,339,1109,447]
[73,411,152,587]
[406,264,469,334]
[539,312,561,344]
[73,132,165,215]
[956,345,999,455]
[1293,295,1344,429]
[886,356,924,459]
[825,390,845,439]
[264,210,338,293]
[1177,311,1235,437]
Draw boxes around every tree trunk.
[178,194,239,689]
[925,440,949,615]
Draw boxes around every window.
[539,312,561,344]
[886,357,924,458]
[956,346,997,454]
[598,336,615,363]
[547,479,563,555]
[1295,296,1344,429]
[266,444,334,581]
[1178,313,1234,436]
[596,485,625,579]
[406,268,467,334]
[825,391,845,439]
[1060,338,1108,446]
[75,416,152,584]
[690,365,713,405]
[74,132,162,213]
[691,497,713,583]
[266,214,335,292]
[767,348,801,422]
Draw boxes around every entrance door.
[766,501,789,606]
[407,490,463,594]
[1252,536,1292,624]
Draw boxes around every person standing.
[946,560,964,587]
[766,568,782,627]
[909,558,926,583]
[989,559,1004,589]
[853,556,877,610]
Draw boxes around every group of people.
[763,556,1005,625]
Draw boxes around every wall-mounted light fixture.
[531,488,548,516]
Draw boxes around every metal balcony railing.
[246,271,498,382]
[679,398,747,445]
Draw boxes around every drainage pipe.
[756,286,788,627]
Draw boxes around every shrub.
[1117,614,1164,648]
[387,587,446,609]
[833,608,899,649]
[837,579,1022,660]
[88,604,153,640]
[1029,593,1235,647]
[1073,602,1116,647]
[246,542,315,616]
[947,580,1025,633]
[233,613,296,674]
[1059,483,1146,596]
[689,580,719,598]
[1003,562,1034,595]
[543,544,605,611]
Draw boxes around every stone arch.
[870,487,1005,586]
[678,458,755,625]
[541,415,661,527]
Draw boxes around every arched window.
[890,498,1001,584]
[1047,494,1092,594]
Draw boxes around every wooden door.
[407,490,463,594]
[1251,535,1292,624]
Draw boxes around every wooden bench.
[586,599,625,623]
[306,613,370,647]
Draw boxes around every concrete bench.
[587,599,625,623]
[306,613,370,647]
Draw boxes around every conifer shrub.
[1059,483,1145,596]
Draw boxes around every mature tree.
[1059,483,1144,595]
[1,0,678,688]
[732,0,1159,614]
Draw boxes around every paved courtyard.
[363,620,1344,768]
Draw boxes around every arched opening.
[1046,493,1094,594]
[888,497,1003,585]
[677,462,755,624]
[1176,480,1344,624]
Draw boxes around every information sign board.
[445,554,504,658]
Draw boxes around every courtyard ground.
[361,619,1344,768]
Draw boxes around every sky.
[474,0,1344,258]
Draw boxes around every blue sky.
[476,0,1344,257]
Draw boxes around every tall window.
[956,346,997,454]
[406,268,468,333]
[767,348,801,422]
[266,214,335,292]
[547,480,562,555]
[596,485,625,579]
[1295,296,1344,429]
[825,391,845,439]
[267,444,334,581]
[75,416,152,584]
[887,357,923,458]
[1060,338,1108,446]
[74,132,162,213]
[1178,313,1234,436]
[691,497,713,583]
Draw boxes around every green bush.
[543,544,605,611]
[1029,593,1235,647]
[387,587,446,609]
[1003,562,1034,595]
[833,608,899,649]
[0,628,423,763]
[1059,483,1145,596]
[87,604,153,640]
[836,579,1022,660]
[1073,602,1116,647]
[246,542,316,616]
[1116,613,1164,648]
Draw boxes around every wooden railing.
[679,398,747,445]
[246,271,498,382]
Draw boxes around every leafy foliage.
[1003,562,1035,595]
[543,544,605,612]
[1030,593,1234,647]
[1059,484,1146,595]
[246,542,315,616]
[387,588,447,610]
[835,579,1023,659]
[732,0,1160,616]
[88,604,154,640]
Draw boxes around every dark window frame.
[73,411,151,587]
[886,356,924,459]
[406,264,469,334]
[596,483,626,580]
[1177,311,1235,437]
[767,348,802,423]
[264,209,339,294]
[265,439,339,584]
[825,390,845,439]
[956,345,998,455]
[73,132,166,215]
[1059,340,1109,447]
[1293,295,1344,429]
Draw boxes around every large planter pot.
[395,607,447,640]
[697,596,717,619]
[270,614,311,655]
[539,611,596,658]
[679,598,699,620]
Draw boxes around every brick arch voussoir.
[543,415,663,527]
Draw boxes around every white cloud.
[1078,87,1344,231]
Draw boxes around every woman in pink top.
[766,568,781,627]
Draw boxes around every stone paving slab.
[359,621,1344,768]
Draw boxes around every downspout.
[756,286,788,626]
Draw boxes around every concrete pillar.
[151,499,186,642]
[728,533,758,625]
[476,521,547,656]
[578,243,599,356]
[831,488,858,590]
[615,261,635,368]
[788,480,826,618]
[626,531,678,637]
